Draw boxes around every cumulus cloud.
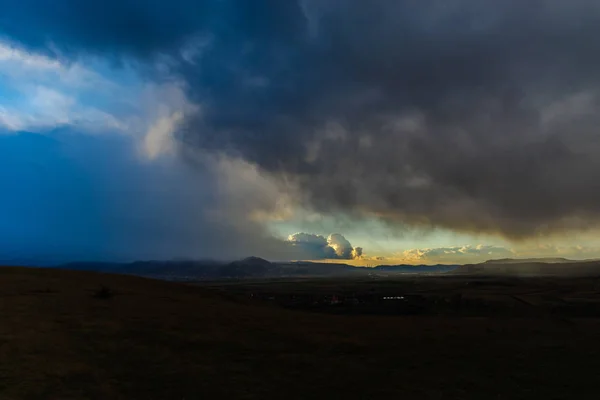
[327,233,354,259]
[516,244,600,260]
[287,232,362,260]
[400,245,515,264]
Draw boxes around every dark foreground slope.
[2,268,600,399]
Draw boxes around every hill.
[219,256,276,278]
[2,267,600,398]
[454,259,600,276]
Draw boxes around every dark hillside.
[2,267,600,399]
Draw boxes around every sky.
[2,0,600,265]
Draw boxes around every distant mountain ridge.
[485,258,574,264]
[14,255,600,279]
[372,264,456,273]
[51,258,458,281]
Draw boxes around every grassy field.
[2,267,600,399]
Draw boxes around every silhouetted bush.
[93,286,113,299]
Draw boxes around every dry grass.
[1,267,600,399]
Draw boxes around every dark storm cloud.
[0,0,211,56]
[0,0,305,58]
[5,1,600,238]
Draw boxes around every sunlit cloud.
[397,245,515,265]
[287,232,363,260]
[0,40,129,132]
[0,40,111,88]
[0,39,202,163]
[515,244,600,260]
